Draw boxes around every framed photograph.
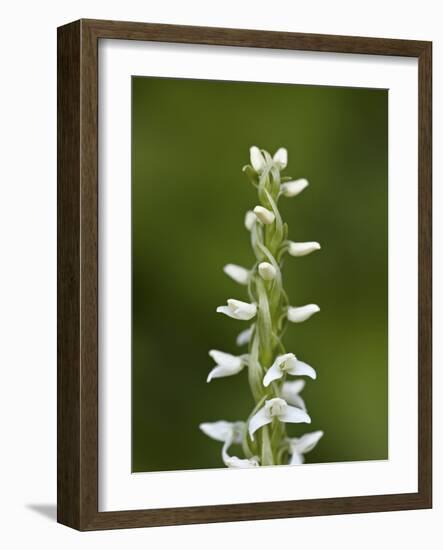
[57,19,432,530]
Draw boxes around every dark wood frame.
[57,18,432,531]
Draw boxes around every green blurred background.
[132,76,388,472]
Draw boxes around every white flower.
[200,420,260,468]
[244,210,256,231]
[281,379,306,410]
[288,241,321,256]
[223,264,250,285]
[288,431,324,465]
[258,262,277,281]
[249,398,311,440]
[273,148,288,170]
[250,146,266,173]
[253,205,275,225]
[236,326,253,346]
[217,299,257,321]
[287,304,320,323]
[281,178,309,197]
[263,353,316,387]
[207,350,247,382]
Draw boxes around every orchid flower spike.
[281,379,307,410]
[199,420,260,468]
[288,241,321,257]
[253,205,275,225]
[263,353,317,387]
[217,299,257,321]
[250,146,266,173]
[244,210,256,231]
[236,326,253,346]
[287,304,320,323]
[223,264,250,285]
[207,350,247,382]
[258,261,277,281]
[273,148,288,170]
[288,431,324,465]
[281,178,309,197]
[249,398,311,440]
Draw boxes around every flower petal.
[217,299,257,320]
[273,147,288,169]
[253,205,275,225]
[244,210,256,231]
[263,363,283,387]
[287,304,320,323]
[223,264,249,285]
[248,406,272,440]
[207,364,244,382]
[289,450,305,465]
[209,350,242,369]
[250,146,266,173]
[291,431,324,454]
[258,262,277,281]
[279,404,311,424]
[236,327,253,346]
[199,421,234,442]
[281,178,309,197]
[286,360,317,379]
[288,241,321,256]
[282,379,306,398]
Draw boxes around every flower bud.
[258,262,277,281]
[288,241,321,257]
[287,304,320,323]
[250,146,266,173]
[244,210,256,231]
[253,205,275,225]
[281,178,309,197]
[273,147,288,170]
[223,264,249,285]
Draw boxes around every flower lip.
[223,263,250,285]
[288,241,321,257]
[287,304,320,323]
[281,178,309,197]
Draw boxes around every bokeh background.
[132,76,388,472]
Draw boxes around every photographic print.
[131,76,388,473]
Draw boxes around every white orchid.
[288,431,324,465]
[217,299,257,321]
[223,264,250,285]
[249,398,311,440]
[280,178,309,197]
[288,241,321,257]
[263,353,316,387]
[258,261,277,281]
[207,350,247,382]
[253,205,275,225]
[281,379,307,410]
[236,326,253,346]
[205,145,323,468]
[287,304,320,323]
[200,420,260,468]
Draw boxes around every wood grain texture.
[57,19,432,531]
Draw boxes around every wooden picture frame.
[57,18,432,530]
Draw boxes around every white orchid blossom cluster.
[200,146,323,468]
